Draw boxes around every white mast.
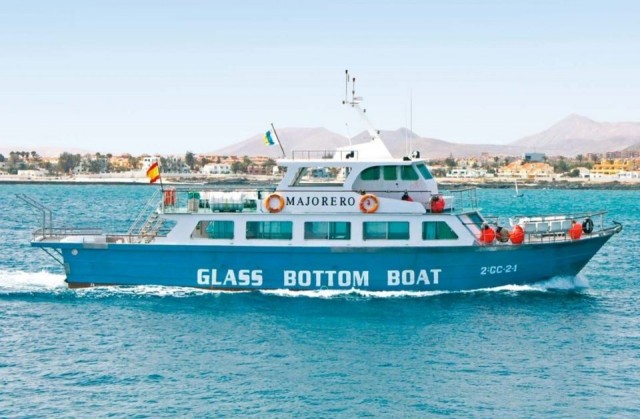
[340,70,393,160]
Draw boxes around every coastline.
[1,174,639,189]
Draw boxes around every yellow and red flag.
[146,162,160,183]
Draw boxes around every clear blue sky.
[1,0,639,155]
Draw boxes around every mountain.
[352,129,526,159]
[213,127,526,159]
[511,114,640,156]
[0,145,92,158]
[624,142,640,151]
[212,127,354,158]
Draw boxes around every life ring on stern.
[582,217,594,234]
[359,194,379,213]
[264,193,285,213]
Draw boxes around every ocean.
[1,184,639,417]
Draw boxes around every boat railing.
[159,186,277,214]
[155,186,481,214]
[16,193,54,238]
[31,227,104,240]
[290,150,359,161]
[442,187,480,213]
[127,189,163,236]
[480,210,615,245]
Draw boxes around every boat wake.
[259,275,590,299]
[0,270,68,294]
[0,270,589,299]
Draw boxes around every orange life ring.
[359,194,379,213]
[264,193,285,213]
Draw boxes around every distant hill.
[212,127,355,158]
[215,115,640,160]
[212,127,527,159]
[0,146,92,158]
[510,114,640,156]
[7,115,640,160]
[352,128,526,159]
[623,142,640,152]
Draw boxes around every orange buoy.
[430,195,445,213]
[510,225,524,245]
[479,224,496,244]
[569,221,582,240]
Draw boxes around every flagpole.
[158,161,164,192]
[270,123,286,158]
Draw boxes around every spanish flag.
[146,162,160,184]
[264,130,275,146]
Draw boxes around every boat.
[20,72,622,292]
[514,179,524,198]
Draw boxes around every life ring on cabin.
[582,217,594,234]
[359,194,379,213]
[264,193,285,213]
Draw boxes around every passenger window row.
[192,220,458,241]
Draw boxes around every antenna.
[342,69,380,142]
[410,89,413,155]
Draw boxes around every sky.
[1,0,640,155]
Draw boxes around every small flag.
[146,161,160,184]
[264,130,275,146]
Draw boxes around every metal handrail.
[127,189,162,236]
[16,193,54,238]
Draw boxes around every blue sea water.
[1,184,639,417]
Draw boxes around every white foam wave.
[259,276,589,299]
[464,275,590,294]
[261,288,448,299]
[76,285,249,298]
[0,270,589,298]
[0,269,67,293]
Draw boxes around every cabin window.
[416,163,433,180]
[304,221,351,240]
[192,220,234,239]
[363,221,410,240]
[401,165,419,180]
[360,166,380,181]
[291,166,349,187]
[383,166,397,180]
[422,222,458,240]
[246,221,293,240]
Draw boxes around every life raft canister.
[479,224,496,244]
[359,193,379,213]
[264,193,285,213]
[163,188,176,206]
[582,217,594,234]
[510,225,524,245]
[569,221,582,240]
[430,195,445,213]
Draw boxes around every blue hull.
[35,234,614,291]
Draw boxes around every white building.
[141,156,159,172]
[446,168,487,178]
[202,163,231,175]
[17,169,46,178]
